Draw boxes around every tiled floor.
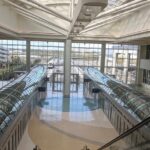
[18,83,118,150]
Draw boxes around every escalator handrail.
[97,116,150,150]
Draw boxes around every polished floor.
[18,83,118,150]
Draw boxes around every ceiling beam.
[17,0,56,13]
[95,0,148,20]
[16,9,67,35]
[4,0,68,35]
[81,1,150,33]
[89,0,149,28]
[19,33,66,40]
[0,24,18,37]
[46,2,70,7]
[70,0,75,19]
[27,0,72,22]
[67,0,83,38]
[17,0,71,23]
[67,0,108,38]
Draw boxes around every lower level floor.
[17,83,118,150]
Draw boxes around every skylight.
[32,0,75,6]
[105,0,129,10]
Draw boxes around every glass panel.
[85,67,150,121]
[105,44,138,84]
[0,65,47,133]
[72,42,101,71]
[0,40,26,88]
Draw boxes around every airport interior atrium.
[0,0,150,150]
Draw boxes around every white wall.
[18,15,56,34]
[0,1,19,31]
[140,59,150,70]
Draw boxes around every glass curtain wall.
[105,44,138,84]
[30,41,64,66]
[30,41,64,91]
[71,42,102,72]
[0,40,139,88]
[71,42,102,91]
[142,47,150,86]
[0,40,26,88]
[143,69,150,85]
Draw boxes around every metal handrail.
[97,116,150,150]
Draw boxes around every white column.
[100,43,106,73]
[26,40,31,72]
[63,39,71,98]
[70,0,74,19]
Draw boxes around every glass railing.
[97,116,150,150]
[84,67,150,122]
[0,65,47,134]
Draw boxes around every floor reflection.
[38,83,100,112]
[31,82,118,148]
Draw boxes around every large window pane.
[0,40,26,88]
[71,42,102,73]
[105,44,138,84]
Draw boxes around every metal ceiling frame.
[95,0,148,20]
[1,0,150,43]
[80,0,150,34]
[4,0,68,35]
[27,0,72,22]
[16,9,68,35]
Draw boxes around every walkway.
[18,83,118,150]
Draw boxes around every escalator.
[82,67,150,150]
[97,116,150,150]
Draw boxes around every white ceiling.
[0,0,150,44]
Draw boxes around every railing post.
[26,40,31,72]
[81,145,90,150]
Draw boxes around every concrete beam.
[0,25,18,37]
[4,0,68,35]
[27,0,71,22]
[67,0,107,37]
[16,8,67,35]
[81,1,150,34]
[63,39,72,98]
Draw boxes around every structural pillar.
[136,45,147,85]
[63,39,71,98]
[26,40,31,72]
[112,53,117,76]
[100,43,106,73]
[123,52,130,84]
